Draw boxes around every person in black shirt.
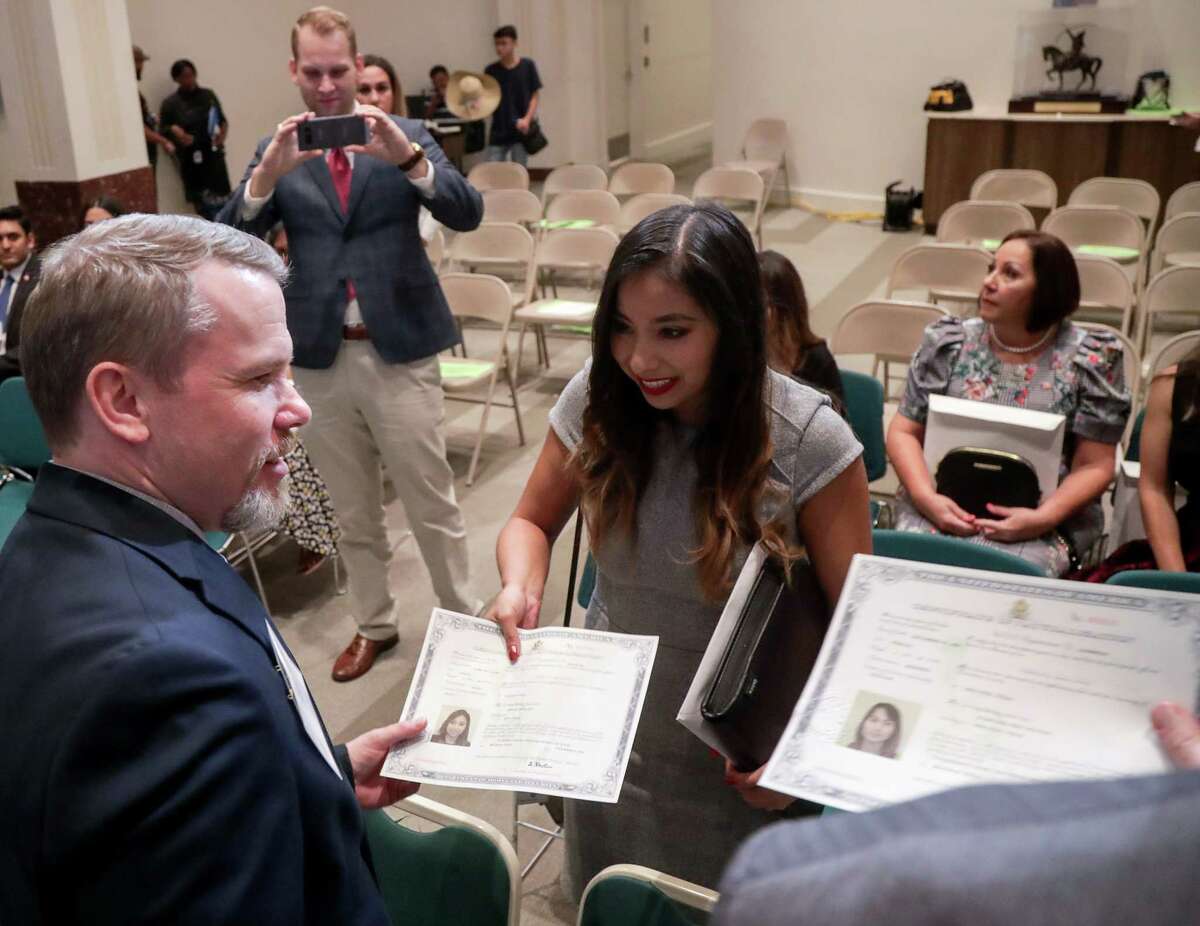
[483,25,542,165]
[759,250,845,409]
[159,59,232,219]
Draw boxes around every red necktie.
[329,148,357,302]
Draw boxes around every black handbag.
[924,79,973,112]
[701,555,829,771]
[935,447,1040,518]
[521,120,549,155]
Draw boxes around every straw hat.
[445,70,501,121]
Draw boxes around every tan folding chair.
[1069,176,1161,250]
[1151,212,1200,276]
[1137,264,1200,358]
[969,169,1058,210]
[830,300,948,397]
[542,163,608,206]
[466,161,530,192]
[884,242,991,309]
[1074,253,1136,336]
[437,272,526,486]
[447,222,536,310]
[1073,320,1142,447]
[514,226,619,375]
[1150,330,1200,377]
[544,190,621,230]
[608,162,675,197]
[693,166,765,247]
[936,200,1036,248]
[1166,181,1200,222]
[482,188,543,227]
[724,117,790,207]
[618,193,691,235]
[424,227,445,273]
[1042,204,1147,292]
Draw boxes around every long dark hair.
[437,709,471,744]
[758,249,821,373]
[361,53,404,116]
[849,702,902,758]
[579,202,797,601]
[80,196,127,230]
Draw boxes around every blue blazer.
[218,116,483,369]
[0,465,389,924]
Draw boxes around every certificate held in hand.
[680,544,830,771]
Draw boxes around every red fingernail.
[508,644,519,662]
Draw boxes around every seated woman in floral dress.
[885,230,1130,576]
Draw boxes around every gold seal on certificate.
[382,610,658,803]
[759,555,1200,812]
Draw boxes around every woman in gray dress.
[491,203,870,894]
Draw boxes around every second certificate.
[382,610,658,802]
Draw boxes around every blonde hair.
[291,5,357,59]
[21,214,285,449]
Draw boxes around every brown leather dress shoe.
[331,633,399,682]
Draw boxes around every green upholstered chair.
[0,377,52,546]
[578,864,718,926]
[872,528,1045,577]
[839,369,890,527]
[1105,570,1200,594]
[364,795,520,926]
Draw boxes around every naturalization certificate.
[382,610,658,803]
[760,555,1200,812]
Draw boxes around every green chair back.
[580,874,707,926]
[0,378,52,471]
[839,369,887,483]
[1125,408,1146,463]
[579,552,597,608]
[363,809,513,926]
[0,479,35,547]
[872,529,1045,577]
[1105,570,1200,594]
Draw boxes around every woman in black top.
[159,59,231,218]
[1077,346,1200,580]
[758,250,844,407]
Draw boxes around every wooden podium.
[923,111,1200,233]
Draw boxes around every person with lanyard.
[219,5,484,682]
[159,58,231,219]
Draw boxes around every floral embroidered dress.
[895,317,1130,575]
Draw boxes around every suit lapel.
[302,155,346,226]
[345,153,379,225]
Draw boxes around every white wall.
[712,0,1200,211]
[126,0,498,213]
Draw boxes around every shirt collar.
[5,257,30,282]
[51,462,207,540]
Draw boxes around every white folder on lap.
[924,394,1066,503]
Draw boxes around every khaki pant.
[294,345,476,640]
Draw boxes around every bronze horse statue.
[1043,28,1102,92]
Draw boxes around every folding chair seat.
[544,190,621,231]
[1043,204,1147,292]
[692,167,765,247]
[1069,177,1161,258]
[608,162,675,198]
[466,160,529,192]
[438,273,527,485]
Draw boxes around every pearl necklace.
[988,324,1056,355]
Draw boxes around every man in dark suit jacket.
[0,212,426,924]
[0,204,40,382]
[219,6,484,683]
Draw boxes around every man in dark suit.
[0,204,40,382]
[0,213,425,924]
[219,6,484,682]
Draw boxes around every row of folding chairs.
[971,170,1200,227]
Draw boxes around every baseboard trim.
[780,186,884,214]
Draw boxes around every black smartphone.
[297,115,369,151]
